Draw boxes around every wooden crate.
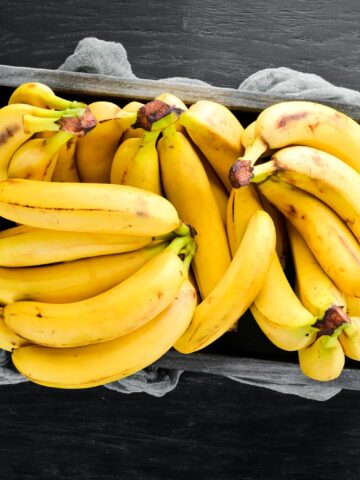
[0,63,359,391]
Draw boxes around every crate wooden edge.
[1,63,359,390]
[1,63,360,119]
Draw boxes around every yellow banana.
[298,335,345,381]
[174,210,276,353]
[242,100,360,174]
[226,185,262,256]
[11,278,197,389]
[0,224,154,267]
[0,318,30,351]
[199,151,229,226]
[51,136,79,182]
[4,236,190,348]
[260,196,288,268]
[0,178,180,236]
[247,145,360,243]
[8,82,86,110]
[179,100,244,191]
[287,222,348,320]
[241,121,256,150]
[339,317,360,361]
[345,296,360,316]
[0,103,81,180]
[75,101,129,183]
[155,92,187,133]
[158,125,231,299]
[110,130,162,195]
[121,101,144,140]
[8,131,74,181]
[0,242,166,304]
[257,177,360,297]
[251,304,317,351]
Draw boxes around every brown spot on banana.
[314,305,349,337]
[0,124,21,145]
[276,112,309,129]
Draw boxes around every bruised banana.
[51,136,79,182]
[0,224,154,267]
[0,103,84,180]
[0,242,167,305]
[158,125,231,299]
[174,210,276,353]
[4,236,191,347]
[11,278,197,389]
[180,100,244,191]
[248,145,360,243]
[257,177,360,297]
[0,178,180,236]
[8,131,74,181]
[242,100,360,174]
[111,130,162,195]
[9,82,86,110]
[75,101,131,183]
[298,335,345,382]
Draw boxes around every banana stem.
[182,238,197,276]
[244,136,268,165]
[165,235,191,256]
[140,130,161,146]
[229,159,276,188]
[44,131,75,156]
[23,115,62,134]
[162,123,177,140]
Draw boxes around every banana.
[339,317,360,360]
[245,145,360,243]
[4,236,190,348]
[0,178,180,236]
[179,100,244,191]
[0,242,167,304]
[251,304,317,351]
[8,131,74,181]
[51,136,79,182]
[260,196,288,268]
[155,92,187,133]
[287,222,348,319]
[11,278,197,389]
[198,150,229,226]
[252,252,316,329]
[0,103,82,180]
[111,130,162,195]
[226,185,262,256]
[158,125,231,299]
[8,82,86,110]
[241,121,256,150]
[345,296,360,316]
[0,318,30,351]
[0,224,155,267]
[298,335,345,381]
[174,210,276,353]
[75,101,130,183]
[257,177,360,297]
[121,101,144,140]
[242,100,360,174]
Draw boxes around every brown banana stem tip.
[228,159,254,188]
[134,100,183,131]
[314,305,350,337]
[56,107,97,137]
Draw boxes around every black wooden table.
[1,2,360,479]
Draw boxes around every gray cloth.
[1,37,356,400]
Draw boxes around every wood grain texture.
[0,0,359,90]
[0,372,359,480]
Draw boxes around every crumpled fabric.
[2,37,356,400]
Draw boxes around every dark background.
[1,1,360,478]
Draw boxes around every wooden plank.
[1,64,360,120]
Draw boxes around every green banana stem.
[42,96,86,111]
[182,238,197,277]
[43,131,75,156]
[23,107,97,136]
[25,105,85,118]
[140,130,161,146]
[165,235,192,256]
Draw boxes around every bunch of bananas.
[1,81,360,388]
